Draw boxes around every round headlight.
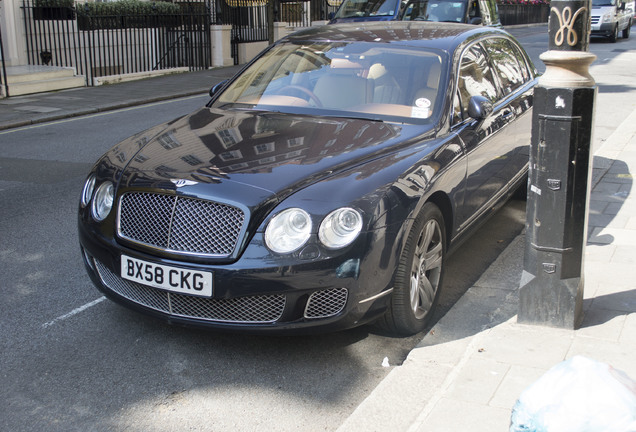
[81,174,96,208]
[265,208,312,254]
[91,181,114,221]
[319,208,363,249]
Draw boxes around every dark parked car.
[329,0,501,26]
[78,22,537,336]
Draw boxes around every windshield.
[592,0,616,6]
[334,0,400,18]
[212,41,446,125]
[401,0,468,22]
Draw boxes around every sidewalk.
[337,107,636,431]
[0,65,242,131]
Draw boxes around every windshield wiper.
[332,114,386,123]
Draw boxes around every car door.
[481,37,534,183]
[452,40,517,231]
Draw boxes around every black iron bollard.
[518,0,596,328]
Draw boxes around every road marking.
[42,296,106,328]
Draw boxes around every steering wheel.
[277,85,323,107]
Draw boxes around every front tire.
[610,24,619,42]
[380,202,446,336]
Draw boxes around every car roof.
[283,21,511,53]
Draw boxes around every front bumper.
[78,222,397,334]
[591,21,615,36]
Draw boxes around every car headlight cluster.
[265,207,363,254]
[81,175,115,221]
[319,208,363,249]
[602,14,611,23]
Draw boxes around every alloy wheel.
[409,219,443,320]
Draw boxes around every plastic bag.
[510,356,636,432]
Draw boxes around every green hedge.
[77,0,181,17]
[34,0,74,7]
[74,0,183,30]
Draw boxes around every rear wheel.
[623,21,631,39]
[379,202,446,336]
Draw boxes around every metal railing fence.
[216,0,269,63]
[21,0,212,86]
[498,3,550,26]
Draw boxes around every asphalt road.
[1,25,635,432]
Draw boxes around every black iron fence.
[21,0,212,85]
[278,0,311,27]
[498,3,550,26]
[273,0,340,28]
[216,0,269,63]
[312,0,342,21]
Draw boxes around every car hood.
[120,107,432,190]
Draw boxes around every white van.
[591,0,632,42]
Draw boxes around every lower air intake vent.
[304,288,348,319]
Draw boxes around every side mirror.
[468,95,493,120]
[209,80,228,98]
[470,16,482,25]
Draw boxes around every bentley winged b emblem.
[170,179,198,188]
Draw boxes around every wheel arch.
[426,191,454,250]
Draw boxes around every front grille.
[304,288,348,319]
[94,259,285,324]
[118,192,245,257]
[591,16,599,24]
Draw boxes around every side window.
[456,44,498,120]
[482,38,527,96]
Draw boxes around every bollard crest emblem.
[548,0,590,51]
[551,6,587,47]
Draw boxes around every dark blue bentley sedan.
[78,22,537,335]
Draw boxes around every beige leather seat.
[368,63,402,104]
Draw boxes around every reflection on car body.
[78,22,537,335]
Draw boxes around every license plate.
[121,255,212,297]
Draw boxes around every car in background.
[591,0,632,42]
[78,22,536,336]
[329,0,501,26]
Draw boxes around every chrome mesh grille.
[118,192,245,257]
[304,288,348,319]
[94,259,285,324]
